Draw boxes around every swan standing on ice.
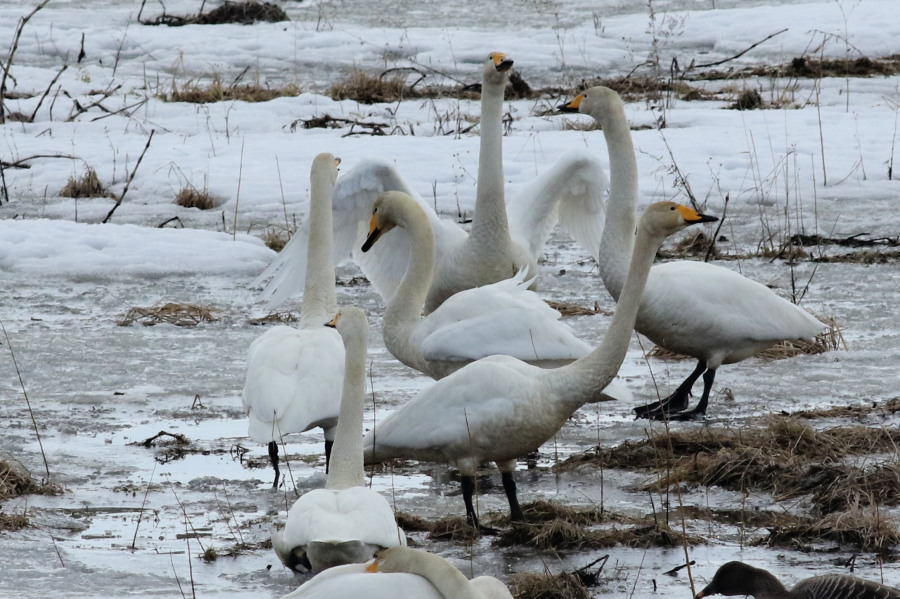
[559,87,826,421]
[281,546,513,599]
[361,191,601,380]
[272,308,406,573]
[363,201,718,529]
[253,52,608,314]
[242,153,344,487]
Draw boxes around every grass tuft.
[174,185,220,210]
[59,167,110,198]
[161,77,299,104]
[118,303,217,327]
[511,570,591,599]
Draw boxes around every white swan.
[242,153,344,487]
[281,547,513,599]
[272,307,406,574]
[361,190,601,381]
[363,202,718,529]
[253,52,608,313]
[559,87,827,420]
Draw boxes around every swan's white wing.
[507,149,608,261]
[366,356,542,454]
[278,487,405,548]
[417,271,591,362]
[641,261,826,361]
[242,326,345,443]
[254,158,466,307]
[281,563,443,599]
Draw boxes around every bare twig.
[704,193,728,263]
[1,319,51,481]
[103,129,154,223]
[1,153,79,169]
[131,461,157,549]
[232,137,245,239]
[0,0,51,125]
[690,28,788,69]
[29,65,68,122]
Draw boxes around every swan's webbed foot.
[632,389,691,420]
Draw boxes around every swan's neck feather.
[383,206,435,371]
[301,169,338,325]
[594,98,638,299]
[468,78,511,245]
[325,323,367,490]
[388,550,483,599]
[545,219,660,406]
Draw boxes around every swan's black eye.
[670,206,676,210]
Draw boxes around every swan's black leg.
[633,360,707,420]
[268,440,280,489]
[667,367,717,421]
[324,439,334,474]
[462,475,498,535]
[501,471,524,522]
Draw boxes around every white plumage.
[364,202,718,529]
[559,87,827,420]
[273,308,405,573]
[281,547,513,599]
[242,153,344,487]
[361,191,622,387]
[253,52,608,315]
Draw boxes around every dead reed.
[118,303,217,327]
[59,167,110,198]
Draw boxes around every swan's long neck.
[468,77,510,246]
[544,220,661,407]
[385,550,483,599]
[594,98,638,300]
[300,170,337,326]
[325,322,367,490]
[383,208,435,368]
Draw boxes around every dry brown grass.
[761,508,900,553]
[262,227,292,252]
[118,303,217,327]
[0,513,29,531]
[173,185,219,210]
[59,167,110,198]
[248,311,299,325]
[143,1,288,26]
[791,397,900,419]
[559,417,900,525]
[328,71,424,104]
[426,515,479,542]
[544,300,604,317]
[510,570,591,599]
[161,77,299,104]
[0,458,61,502]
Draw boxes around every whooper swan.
[253,52,608,315]
[272,308,405,573]
[363,202,718,529]
[281,546,513,599]
[559,87,826,421]
[361,190,601,381]
[242,153,344,488]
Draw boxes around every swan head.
[641,201,718,239]
[361,190,417,252]
[311,152,341,185]
[484,52,514,86]
[324,307,369,346]
[557,86,622,127]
